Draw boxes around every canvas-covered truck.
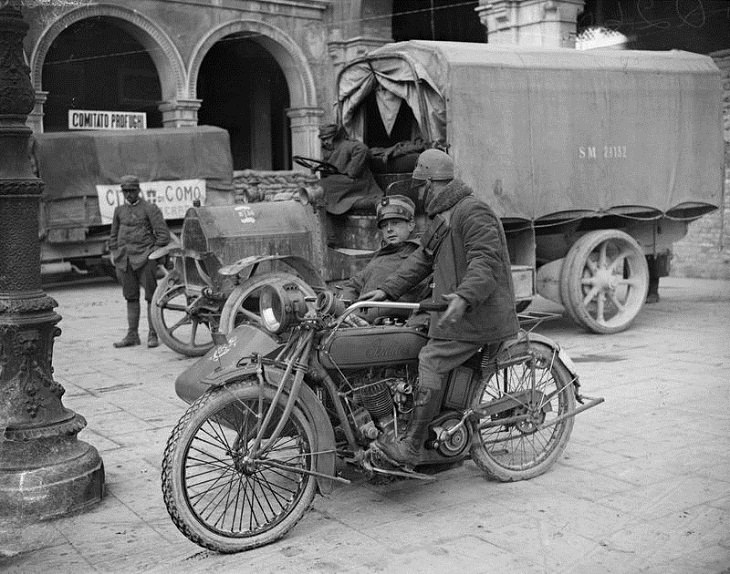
[335,40,724,334]
[33,126,234,277]
[151,40,724,357]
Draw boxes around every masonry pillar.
[159,98,201,128]
[26,90,47,133]
[478,0,585,48]
[0,3,104,522]
[287,107,324,165]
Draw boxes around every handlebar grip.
[418,302,448,313]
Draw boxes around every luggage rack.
[517,310,563,331]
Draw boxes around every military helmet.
[412,149,454,181]
[376,195,415,225]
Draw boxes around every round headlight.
[259,282,308,333]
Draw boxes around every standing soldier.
[108,175,170,348]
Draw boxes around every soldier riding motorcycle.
[160,283,603,554]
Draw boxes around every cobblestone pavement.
[1,276,729,573]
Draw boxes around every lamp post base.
[0,434,104,522]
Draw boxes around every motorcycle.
[161,282,604,553]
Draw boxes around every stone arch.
[188,20,317,108]
[30,4,186,102]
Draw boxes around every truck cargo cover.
[337,41,723,221]
[35,126,234,201]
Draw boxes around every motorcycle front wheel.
[161,380,317,553]
[470,341,576,482]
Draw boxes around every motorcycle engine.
[348,367,415,442]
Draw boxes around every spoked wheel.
[151,271,216,356]
[161,380,317,553]
[560,230,649,334]
[218,272,315,335]
[470,341,576,482]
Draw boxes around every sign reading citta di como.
[69,109,147,130]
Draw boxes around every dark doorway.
[42,17,162,132]
[197,36,292,171]
[392,0,485,43]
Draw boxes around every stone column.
[287,107,324,165]
[478,0,585,48]
[26,90,47,133]
[159,98,202,127]
[0,2,104,522]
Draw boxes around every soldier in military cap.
[108,175,171,348]
[339,194,429,319]
[317,123,383,215]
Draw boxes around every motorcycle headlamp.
[259,281,309,334]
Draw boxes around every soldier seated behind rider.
[338,195,430,322]
[318,123,383,215]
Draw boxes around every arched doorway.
[197,35,291,171]
[41,17,162,132]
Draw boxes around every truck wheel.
[219,272,315,335]
[559,230,648,334]
[151,270,215,356]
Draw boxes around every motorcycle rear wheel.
[470,341,576,482]
[161,380,317,553]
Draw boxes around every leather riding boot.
[376,384,443,467]
[114,300,141,348]
[147,302,159,348]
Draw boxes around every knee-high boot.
[376,377,443,467]
[114,300,141,348]
[147,302,158,348]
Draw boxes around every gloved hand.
[358,289,387,302]
[437,293,468,330]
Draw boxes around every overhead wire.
[39,1,730,67]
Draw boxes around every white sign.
[96,179,206,223]
[69,110,147,130]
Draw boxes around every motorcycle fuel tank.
[319,325,428,370]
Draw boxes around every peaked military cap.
[377,194,415,224]
[120,174,140,188]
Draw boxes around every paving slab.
[1,276,729,573]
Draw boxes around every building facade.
[22,0,729,277]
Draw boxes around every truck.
[32,125,234,277]
[152,41,724,356]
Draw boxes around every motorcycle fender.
[504,332,580,381]
[175,324,281,404]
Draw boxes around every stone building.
[21,0,729,277]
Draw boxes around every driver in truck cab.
[318,123,383,215]
[338,195,430,321]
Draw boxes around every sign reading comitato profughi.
[69,110,147,130]
[96,179,206,223]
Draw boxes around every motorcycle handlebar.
[417,302,449,313]
[331,300,448,328]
